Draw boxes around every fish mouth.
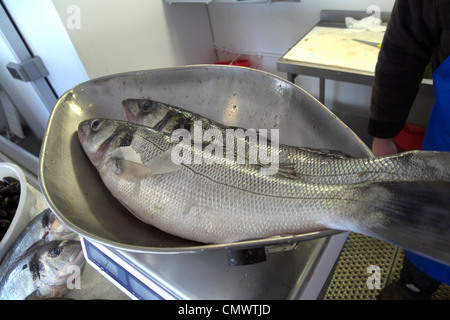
[122,100,136,122]
[47,247,86,289]
[77,121,89,144]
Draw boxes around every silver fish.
[78,118,450,265]
[122,98,450,184]
[0,209,75,277]
[0,240,85,300]
[122,98,230,133]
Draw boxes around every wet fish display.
[78,117,450,265]
[0,176,21,240]
[0,208,75,277]
[122,99,450,184]
[0,240,85,300]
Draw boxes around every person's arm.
[372,137,399,157]
[369,0,439,151]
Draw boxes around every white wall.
[207,0,400,146]
[50,0,396,112]
[4,0,89,97]
[208,0,396,111]
[51,0,217,79]
[1,0,400,141]
[0,32,50,138]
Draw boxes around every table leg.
[287,73,297,83]
[319,78,325,104]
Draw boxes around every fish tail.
[351,181,450,266]
[404,151,450,181]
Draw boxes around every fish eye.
[139,101,154,113]
[90,119,103,131]
[49,247,61,258]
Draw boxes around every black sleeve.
[368,0,440,138]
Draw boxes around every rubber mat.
[323,233,450,300]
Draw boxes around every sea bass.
[122,98,450,184]
[0,240,85,300]
[78,118,450,265]
[0,209,75,277]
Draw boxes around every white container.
[0,162,36,261]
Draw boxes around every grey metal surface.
[40,65,371,254]
[89,235,335,300]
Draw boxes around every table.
[277,10,433,104]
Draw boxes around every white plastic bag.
[345,16,386,32]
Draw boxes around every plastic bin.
[393,123,426,152]
[0,163,36,260]
[215,59,251,67]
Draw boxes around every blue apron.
[403,56,450,285]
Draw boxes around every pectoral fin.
[111,146,181,178]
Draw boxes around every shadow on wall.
[162,2,217,65]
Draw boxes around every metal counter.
[82,233,349,300]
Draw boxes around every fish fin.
[275,162,301,179]
[120,156,181,179]
[112,146,181,178]
[109,146,142,163]
[304,147,353,159]
[25,290,41,300]
[268,150,299,179]
[274,149,353,179]
[119,159,153,179]
[142,149,182,174]
[355,181,450,266]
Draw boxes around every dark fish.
[0,209,75,276]
[0,240,85,299]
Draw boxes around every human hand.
[371,137,398,157]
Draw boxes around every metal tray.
[40,65,372,253]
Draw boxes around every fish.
[78,117,450,265]
[122,98,450,184]
[0,208,75,277]
[0,240,85,300]
[122,98,235,135]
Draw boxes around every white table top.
[282,26,386,73]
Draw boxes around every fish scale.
[78,118,450,265]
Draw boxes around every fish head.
[122,99,169,126]
[47,214,76,241]
[30,240,85,298]
[47,218,76,240]
[41,209,75,241]
[77,118,136,166]
[122,98,191,133]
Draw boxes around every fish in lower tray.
[0,208,76,276]
[0,240,85,300]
